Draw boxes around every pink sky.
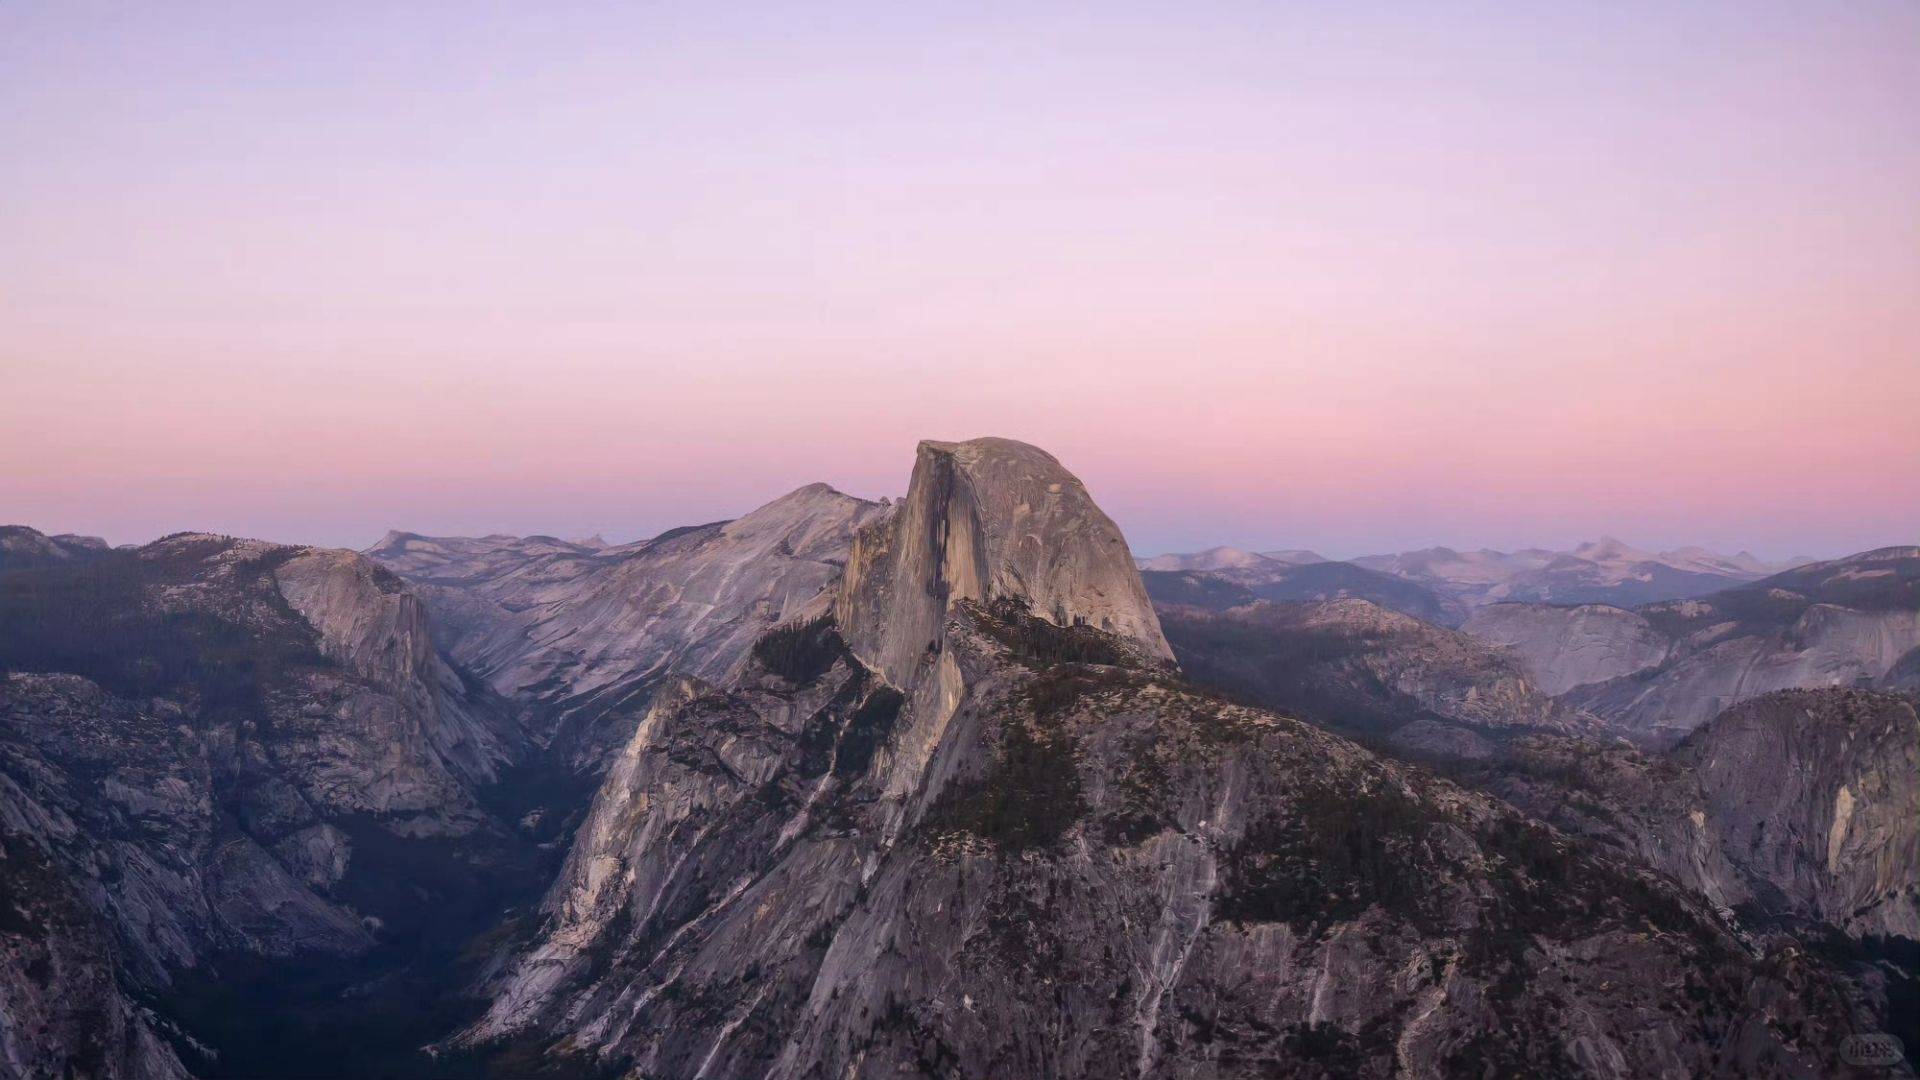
[3,2,1916,559]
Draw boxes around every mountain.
[1260,548,1330,565]
[456,439,1870,1078]
[1461,602,1673,695]
[1137,546,1324,572]
[1464,547,1920,736]
[838,438,1171,685]
[1353,539,1803,612]
[1142,561,1458,626]
[1655,546,1811,579]
[0,534,542,1076]
[1156,599,1588,759]
[1482,688,1918,943]
[1138,546,1274,572]
[366,484,891,770]
[1473,689,1920,1057]
[4,460,1906,1078]
[0,524,110,572]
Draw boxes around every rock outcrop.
[837,437,1170,688]
[1675,690,1919,941]
[466,601,1874,1078]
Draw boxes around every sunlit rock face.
[838,437,1171,688]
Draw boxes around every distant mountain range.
[1139,539,1816,623]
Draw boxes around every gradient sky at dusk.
[4,2,1916,559]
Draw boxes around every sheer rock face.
[1566,604,1920,736]
[0,673,361,1080]
[368,484,889,768]
[1675,690,1919,940]
[273,548,520,792]
[1489,689,1919,943]
[837,438,1170,688]
[1462,602,1671,695]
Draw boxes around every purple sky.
[3,2,1916,559]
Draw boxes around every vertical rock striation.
[837,437,1171,688]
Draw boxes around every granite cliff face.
[1675,690,1919,941]
[368,484,889,769]
[1484,689,1918,943]
[837,438,1171,687]
[459,441,1876,1079]
[4,463,1909,1078]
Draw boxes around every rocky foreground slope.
[456,441,1884,1079]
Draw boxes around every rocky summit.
[0,443,1914,1079]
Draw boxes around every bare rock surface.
[368,484,889,768]
[1462,602,1671,695]
[1673,690,1919,941]
[1479,689,1917,941]
[837,437,1170,687]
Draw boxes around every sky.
[3,1,1916,560]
